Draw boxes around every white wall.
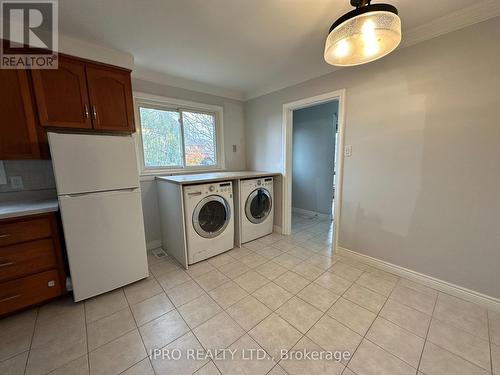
[245,18,500,299]
[132,78,246,246]
[292,101,337,215]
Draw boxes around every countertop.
[156,171,281,185]
[0,198,59,220]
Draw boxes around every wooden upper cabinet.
[0,70,40,159]
[86,65,135,132]
[31,56,92,129]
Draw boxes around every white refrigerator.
[48,132,149,301]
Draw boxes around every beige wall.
[132,79,246,245]
[245,18,500,298]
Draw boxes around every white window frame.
[133,92,225,177]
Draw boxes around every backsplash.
[0,160,56,193]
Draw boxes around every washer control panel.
[185,182,233,197]
[248,177,273,189]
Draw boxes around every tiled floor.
[1,212,499,375]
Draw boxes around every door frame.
[281,89,346,254]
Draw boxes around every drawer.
[0,215,52,247]
[0,239,57,282]
[0,270,62,316]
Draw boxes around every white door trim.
[281,89,346,254]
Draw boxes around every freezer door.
[59,188,148,301]
[48,132,140,195]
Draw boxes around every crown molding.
[131,1,500,102]
[401,0,500,48]
[60,34,134,69]
[132,68,245,102]
[245,1,500,100]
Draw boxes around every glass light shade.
[324,10,401,66]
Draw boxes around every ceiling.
[57,0,498,100]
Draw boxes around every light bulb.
[334,39,350,58]
[362,19,379,56]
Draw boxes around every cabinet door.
[0,70,40,159]
[31,56,92,129]
[86,65,135,132]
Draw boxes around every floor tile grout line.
[266,248,359,371]
[84,293,132,325]
[238,254,324,371]
[33,216,494,375]
[149,263,236,374]
[147,271,202,374]
[417,288,492,374]
[153,225,419,371]
[428,313,491,343]
[22,307,39,375]
[425,303,494,369]
[153,261,252,374]
[421,339,493,374]
[83,303,91,375]
[176,268,250,375]
[488,310,494,375]
[121,285,157,375]
[344,279,395,372]
[306,268,372,373]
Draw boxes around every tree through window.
[138,104,218,171]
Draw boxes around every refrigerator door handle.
[65,188,140,198]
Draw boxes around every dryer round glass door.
[193,195,231,238]
[245,188,272,224]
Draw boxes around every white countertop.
[0,198,59,220]
[156,171,281,185]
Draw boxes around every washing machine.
[240,177,274,243]
[183,181,234,264]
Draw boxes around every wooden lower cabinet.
[0,239,57,282]
[0,213,67,316]
[0,270,62,315]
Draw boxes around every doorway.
[281,89,346,254]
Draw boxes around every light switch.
[232,145,237,152]
[344,145,353,157]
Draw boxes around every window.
[134,93,224,174]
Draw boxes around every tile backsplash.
[0,160,56,193]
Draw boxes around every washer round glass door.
[193,195,231,238]
[245,188,272,224]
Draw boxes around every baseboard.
[337,246,500,312]
[292,207,332,220]
[146,240,162,250]
[273,225,282,235]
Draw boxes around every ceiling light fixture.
[324,0,401,66]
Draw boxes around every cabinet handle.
[0,233,11,238]
[84,104,90,119]
[0,261,15,267]
[0,294,20,303]
[92,105,98,122]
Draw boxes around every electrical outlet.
[0,161,6,185]
[232,145,237,152]
[9,176,23,190]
